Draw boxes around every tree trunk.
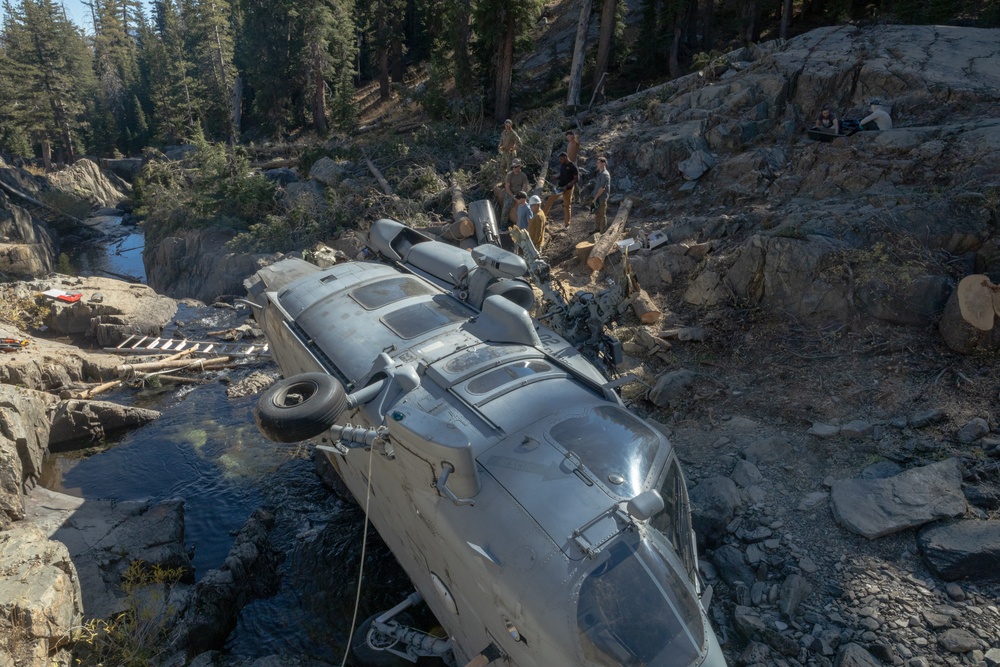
[311,41,327,133]
[592,0,616,95]
[567,0,593,109]
[686,0,698,49]
[232,73,243,135]
[378,10,390,101]
[780,0,791,39]
[390,18,405,84]
[669,24,682,79]
[493,11,515,121]
[703,0,714,49]
[451,0,473,93]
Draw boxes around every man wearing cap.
[860,100,892,131]
[499,119,521,172]
[591,156,610,233]
[543,151,579,227]
[527,195,547,250]
[497,159,530,227]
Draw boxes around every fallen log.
[587,198,634,272]
[575,240,595,264]
[139,374,212,385]
[532,144,554,197]
[69,379,123,400]
[631,288,662,324]
[442,172,475,240]
[365,156,393,195]
[116,355,231,376]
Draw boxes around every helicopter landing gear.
[350,593,454,666]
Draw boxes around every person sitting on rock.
[860,100,893,131]
[814,105,840,134]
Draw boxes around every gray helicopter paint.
[246,219,729,667]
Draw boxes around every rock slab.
[830,458,966,538]
[918,520,1000,581]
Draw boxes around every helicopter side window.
[466,360,552,395]
[650,462,679,549]
[351,277,435,310]
[650,460,697,582]
[549,407,658,498]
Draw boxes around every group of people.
[496,120,612,252]
[813,99,893,135]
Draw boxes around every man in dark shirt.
[543,152,579,227]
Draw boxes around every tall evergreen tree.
[471,0,541,120]
[0,0,96,164]
[145,0,198,143]
[186,0,238,141]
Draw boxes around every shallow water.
[64,216,145,282]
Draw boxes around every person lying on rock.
[814,105,840,134]
[860,100,893,131]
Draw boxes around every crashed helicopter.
[244,202,728,667]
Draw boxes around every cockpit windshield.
[549,406,660,497]
[577,538,704,666]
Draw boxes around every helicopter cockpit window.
[351,277,435,310]
[381,297,470,339]
[549,406,659,497]
[466,360,552,395]
[577,539,704,666]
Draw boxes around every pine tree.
[90,0,144,153]
[471,0,541,120]
[186,0,238,141]
[145,0,198,143]
[0,0,96,163]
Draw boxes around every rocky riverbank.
[0,278,292,667]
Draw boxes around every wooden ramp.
[110,335,270,358]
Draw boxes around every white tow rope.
[339,441,376,667]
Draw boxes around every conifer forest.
[0,0,996,163]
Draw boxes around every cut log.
[575,240,595,264]
[632,288,662,324]
[587,198,634,272]
[365,156,393,195]
[443,171,475,241]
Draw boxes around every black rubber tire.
[253,372,347,443]
[350,614,412,667]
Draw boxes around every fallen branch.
[587,198,634,272]
[0,179,83,225]
[138,373,211,385]
[365,156,393,195]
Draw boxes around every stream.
[46,215,414,662]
